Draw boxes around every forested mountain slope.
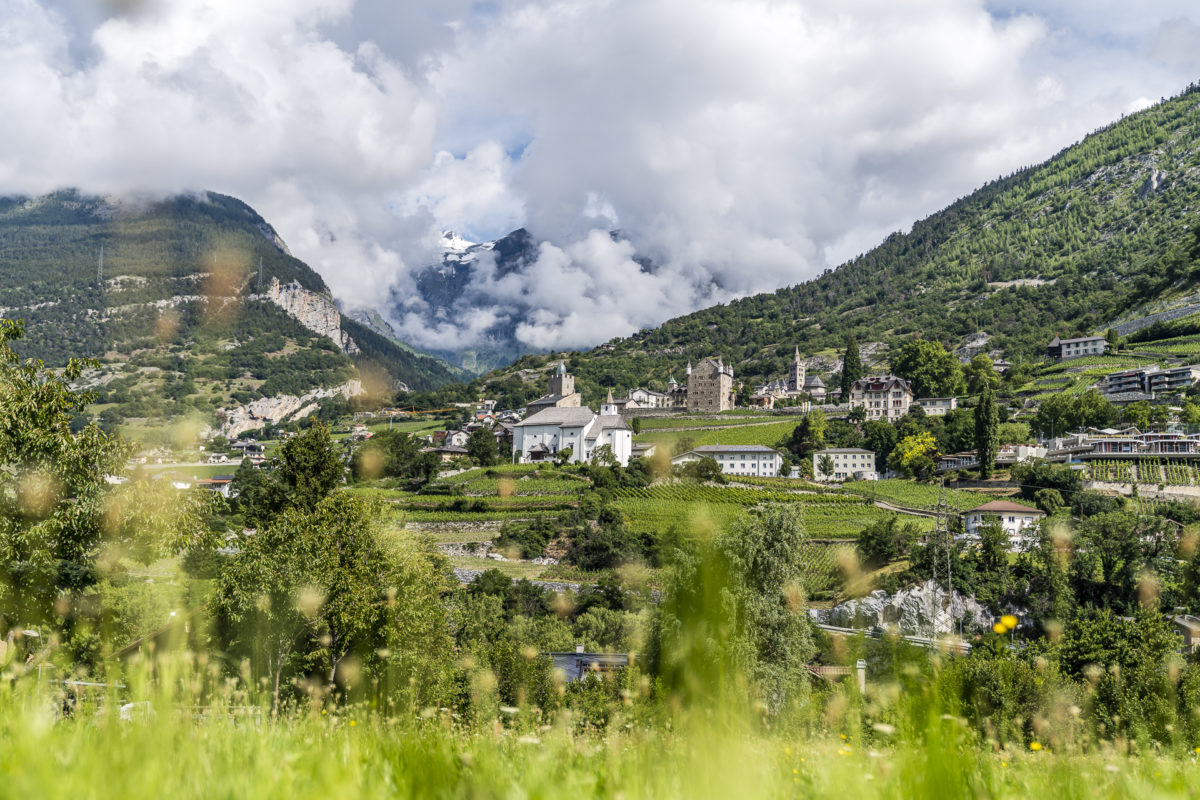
[0,191,458,427]
[488,83,1200,395]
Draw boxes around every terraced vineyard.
[1086,460,1138,483]
[841,479,985,511]
[613,485,868,505]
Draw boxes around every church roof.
[515,407,597,427]
[804,375,825,388]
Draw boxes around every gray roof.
[515,407,597,427]
[816,448,874,454]
[693,445,780,454]
[527,394,566,407]
[1055,335,1107,345]
[804,375,826,388]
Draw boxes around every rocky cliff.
[217,379,364,438]
[263,277,360,355]
[813,580,994,636]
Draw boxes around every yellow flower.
[349,720,356,727]
[1029,742,1042,751]
[840,734,847,740]
[1000,762,1008,768]
[1001,614,1018,629]
[784,747,792,756]
[993,622,1009,634]
[792,769,798,775]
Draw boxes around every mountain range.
[0,191,459,434]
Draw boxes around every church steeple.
[601,389,619,416]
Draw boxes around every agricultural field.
[635,415,778,430]
[1086,460,1139,484]
[841,479,986,511]
[634,420,798,449]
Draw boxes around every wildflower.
[840,734,847,740]
[792,769,798,775]
[1001,614,1018,629]
[993,622,1008,635]
[784,747,792,756]
[1029,742,1042,751]
[1000,762,1008,768]
[349,720,356,727]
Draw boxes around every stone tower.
[788,346,806,393]
[687,357,735,413]
[548,360,575,398]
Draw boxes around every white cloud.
[4,0,1200,355]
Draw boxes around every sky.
[2,0,1200,352]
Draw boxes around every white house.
[813,448,877,481]
[849,375,914,422]
[512,394,632,466]
[1048,335,1108,361]
[916,397,957,416]
[962,500,1045,549]
[672,445,783,477]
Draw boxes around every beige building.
[526,362,583,416]
[849,375,913,422]
[813,448,877,481]
[687,358,736,413]
[962,500,1045,549]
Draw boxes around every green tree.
[1030,390,1117,438]
[275,423,343,511]
[966,354,999,395]
[787,409,827,458]
[891,339,965,398]
[816,454,836,481]
[0,319,211,655]
[888,431,938,479]
[716,504,816,707]
[974,383,999,479]
[1121,400,1152,430]
[856,514,918,568]
[840,335,864,399]
[214,493,427,709]
[467,427,498,466]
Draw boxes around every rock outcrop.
[263,277,360,355]
[217,380,364,438]
[816,580,993,636]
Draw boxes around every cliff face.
[263,277,360,355]
[218,379,364,438]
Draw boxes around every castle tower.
[548,361,575,397]
[789,346,806,393]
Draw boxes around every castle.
[687,357,736,412]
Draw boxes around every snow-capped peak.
[440,230,476,254]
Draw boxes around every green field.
[635,415,778,430]
[635,420,797,449]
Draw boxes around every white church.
[513,368,634,466]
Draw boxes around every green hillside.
[0,190,458,429]
[475,83,1200,396]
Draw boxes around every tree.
[214,493,423,709]
[275,423,343,511]
[888,431,938,479]
[591,443,618,467]
[966,354,999,395]
[467,427,498,466]
[816,454,835,481]
[974,383,999,479]
[0,320,211,655]
[1030,390,1117,438]
[856,515,918,568]
[1121,400,1152,430]
[716,504,816,706]
[863,419,898,466]
[840,335,864,399]
[890,339,965,398]
[787,409,826,458]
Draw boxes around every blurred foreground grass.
[3,679,1197,800]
